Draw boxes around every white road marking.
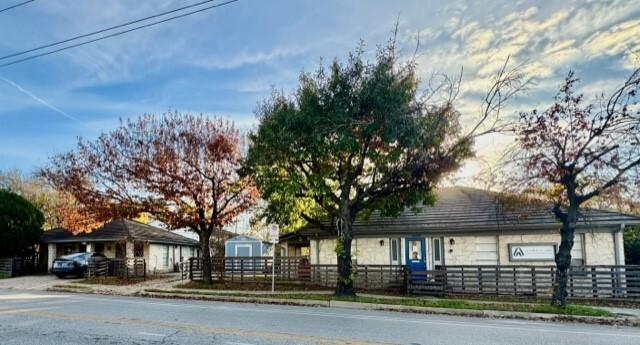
[138,332,167,337]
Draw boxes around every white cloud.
[584,18,640,58]
[194,46,306,70]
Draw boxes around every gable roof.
[292,186,640,238]
[40,219,200,246]
[226,235,263,243]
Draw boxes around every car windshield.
[60,253,88,260]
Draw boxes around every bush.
[0,190,44,258]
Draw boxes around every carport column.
[47,244,56,272]
[85,243,93,252]
[126,240,134,258]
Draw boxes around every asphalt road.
[0,289,638,345]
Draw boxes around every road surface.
[0,289,638,345]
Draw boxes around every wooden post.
[591,267,598,298]
[531,267,537,296]
[403,265,409,294]
[478,267,483,293]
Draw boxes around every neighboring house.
[39,219,201,273]
[225,235,272,257]
[279,187,640,271]
[147,219,237,257]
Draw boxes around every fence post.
[531,267,537,296]
[591,267,597,298]
[478,267,483,293]
[403,265,409,294]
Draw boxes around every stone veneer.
[309,231,623,266]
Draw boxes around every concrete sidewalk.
[9,273,636,325]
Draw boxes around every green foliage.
[0,190,44,258]
[624,226,640,265]
[244,38,472,231]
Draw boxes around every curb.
[136,290,640,327]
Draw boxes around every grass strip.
[144,289,614,317]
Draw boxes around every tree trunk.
[335,236,355,296]
[552,212,577,307]
[334,211,356,297]
[200,228,213,284]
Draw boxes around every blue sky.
[1,0,639,184]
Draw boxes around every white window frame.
[162,245,169,267]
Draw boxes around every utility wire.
[0,0,35,14]
[0,0,239,68]
[0,0,219,61]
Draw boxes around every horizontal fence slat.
[184,259,640,300]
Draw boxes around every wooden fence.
[0,257,40,277]
[409,265,640,299]
[0,259,12,276]
[185,260,640,298]
[86,257,146,280]
[185,257,406,292]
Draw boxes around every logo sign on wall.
[508,243,557,261]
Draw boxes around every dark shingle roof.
[296,186,640,238]
[40,219,200,246]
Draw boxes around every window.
[475,236,498,264]
[162,245,169,267]
[433,238,441,262]
[571,233,584,265]
[134,241,144,258]
[115,241,126,258]
[408,240,423,261]
[391,239,399,262]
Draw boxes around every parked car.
[51,252,108,278]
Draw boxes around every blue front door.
[405,238,426,272]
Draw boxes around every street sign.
[268,223,279,244]
[268,223,279,293]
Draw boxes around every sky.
[0,0,639,187]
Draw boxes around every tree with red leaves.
[40,112,258,283]
[504,68,640,306]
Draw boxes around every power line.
[0,0,219,61]
[0,0,35,14]
[0,0,239,68]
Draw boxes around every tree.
[625,226,640,265]
[0,190,44,258]
[0,170,99,232]
[502,68,640,306]
[244,37,527,296]
[40,112,258,283]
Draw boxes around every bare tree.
[497,67,640,306]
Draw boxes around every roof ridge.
[120,219,133,239]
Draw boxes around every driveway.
[0,274,80,291]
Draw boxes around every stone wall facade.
[306,230,623,267]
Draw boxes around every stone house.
[278,187,640,270]
[40,219,201,273]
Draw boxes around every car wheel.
[55,274,65,279]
